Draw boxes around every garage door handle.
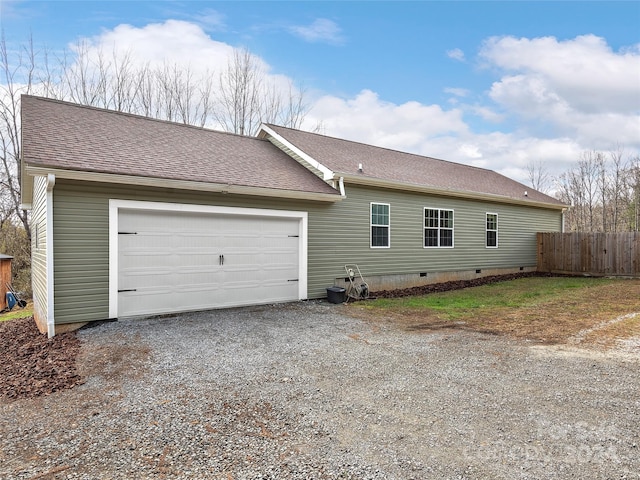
[288,279,299,282]
[118,289,137,292]
[219,254,224,265]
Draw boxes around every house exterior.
[20,95,566,337]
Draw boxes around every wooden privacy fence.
[537,232,640,277]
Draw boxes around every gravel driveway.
[1,301,639,479]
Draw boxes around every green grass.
[0,303,33,322]
[363,276,617,321]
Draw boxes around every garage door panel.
[119,288,226,317]
[117,208,302,317]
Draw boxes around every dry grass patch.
[348,277,640,347]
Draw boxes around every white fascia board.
[108,200,309,318]
[25,165,342,203]
[21,163,34,205]
[341,174,568,211]
[259,124,335,182]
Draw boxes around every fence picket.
[537,232,640,277]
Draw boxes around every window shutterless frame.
[486,212,498,248]
[424,207,454,248]
[370,202,390,248]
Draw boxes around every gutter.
[337,173,568,211]
[25,165,343,203]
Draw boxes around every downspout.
[338,176,346,197]
[46,174,55,339]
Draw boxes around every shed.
[0,254,13,310]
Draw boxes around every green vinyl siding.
[306,184,562,293]
[52,179,562,325]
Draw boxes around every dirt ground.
[355,274,640,348]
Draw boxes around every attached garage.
[108,200,308,318]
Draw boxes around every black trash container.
[326,286,346,304]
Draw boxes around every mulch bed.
[0,317,84,400]
[372,271,552,298]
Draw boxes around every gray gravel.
[1,301,639,479]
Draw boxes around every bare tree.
[215,47,309,135]
[556,149,640,233]
[215,48,264,135]
[0,34,37,236]
[596,152,609,232]
[607,147,628,232]
[526,159,551,194]
[626,156,640,231]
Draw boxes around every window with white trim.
[424,208,454,247]
[370,203,390,248]
[486,213,498,248]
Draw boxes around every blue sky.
[1,1,639,189]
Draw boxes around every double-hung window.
[424,208,454,248]
[486,213,498,248]
[370,203,390,248]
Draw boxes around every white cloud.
[469,105,504,123]
[75,20,235,76]
[481,35,639,113]
[192,9,227,31]
[289,18,344,45]
[69,19,296,96]
[304,89,468,153]
[444,87,469,97]
[480,34,640,151]
[447,48,465,62]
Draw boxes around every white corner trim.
[46,174,55,338]
[259,124,335,181]
[108,199,309,318]
[108,200,119,318]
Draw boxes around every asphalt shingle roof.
[21,96,339,196]
[265,124,565,206]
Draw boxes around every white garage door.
[116,207,302,317]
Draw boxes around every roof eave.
[339,173,568,210]
[24,165,344,203]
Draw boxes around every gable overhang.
[23,165,344,203]
[258,124,335,182]
[20,146,32,209]
[340,173,568,211]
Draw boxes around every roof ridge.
[264,123,500,175]
[23,94,271,143]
